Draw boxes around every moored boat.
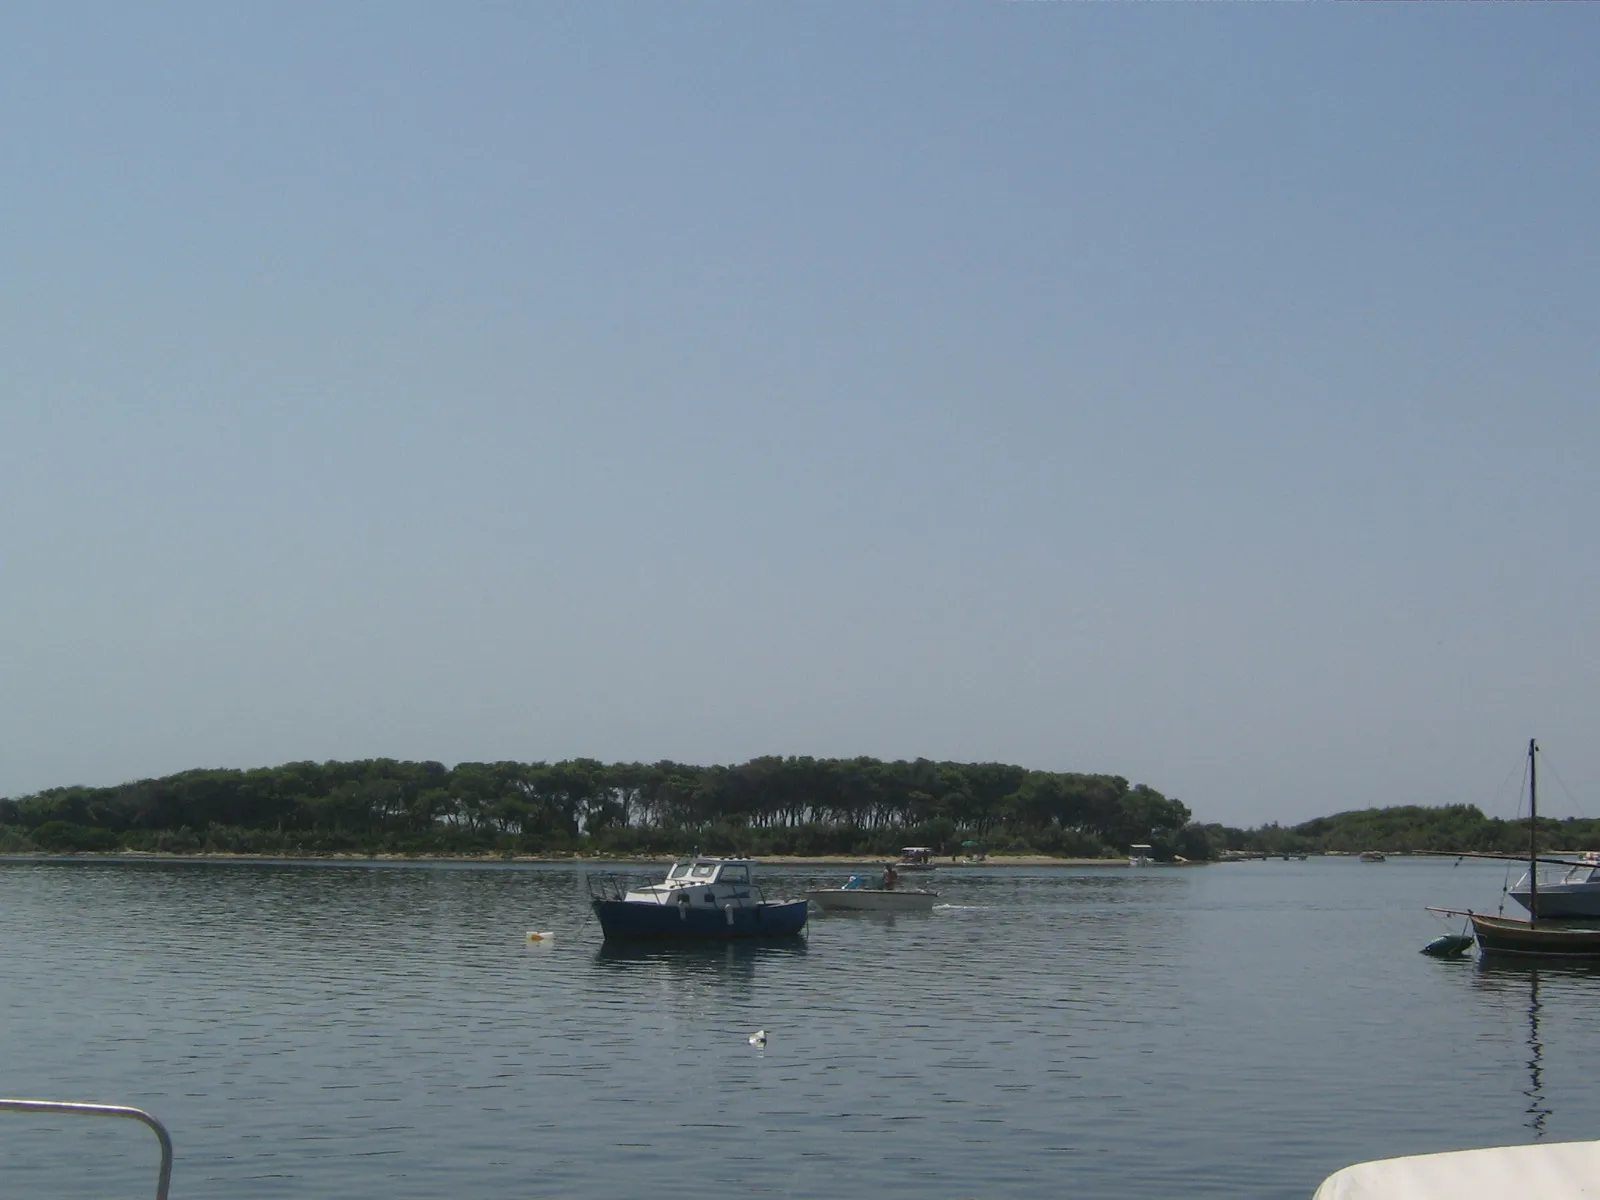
[588,857,808,940]
[1467,912,1600,958]
[1509,851,1600,919]
[1425,740,1600,959]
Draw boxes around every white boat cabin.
[1521,852,1600,890]
[623,858,761,908]
[1129,844,1154,866]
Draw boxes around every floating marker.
[748,1029,766,1046]
[527,931,556,942]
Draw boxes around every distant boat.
[588,857,808,940]
[1359,851,1386,862]
[894,847,938,872]
[1129,843,1153,867]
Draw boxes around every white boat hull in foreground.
[1315,1140,1600,1199]
[804,888,938,913]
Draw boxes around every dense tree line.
[1213,804,1600,857]
[0,756,1202,859]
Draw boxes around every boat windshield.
[668,861,739,881]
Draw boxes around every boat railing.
[585,873,628,903]
[0,1098,173,1200]
[584,871,772,907]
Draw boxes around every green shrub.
[30,821,119,852]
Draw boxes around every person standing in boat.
[882,864,899,891]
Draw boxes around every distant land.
[0,755,1192,859]
[2,758,1592,861]
[1234,804,1600,858]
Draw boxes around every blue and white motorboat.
[589,857,809,940]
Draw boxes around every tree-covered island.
[4,758,1593,861]
[0,756,1199,859]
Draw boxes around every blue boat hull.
[592,898,809,940]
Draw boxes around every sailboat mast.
[1529,738,1539,913]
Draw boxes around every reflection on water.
[1476,957,1600,983]
[1478,966,1557,1139]
[1525,971,1550,1136]
[1472,958,1600,1138]
[590,939,810,1009]
[594,938,809,972]
[808,908,933,929]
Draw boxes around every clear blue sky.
[3,3,1596,827]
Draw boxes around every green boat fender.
[1420,933,1474,958]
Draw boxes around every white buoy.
[527,931,556,942]
[748,1029,766,1046]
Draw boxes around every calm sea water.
[3,856,1597,1199]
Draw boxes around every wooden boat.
[588,857,808,940]
[1468,913,1600,958]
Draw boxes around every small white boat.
[805,875,938,912]
[1129,843,1153,866]
[1314,1140,1600,1198]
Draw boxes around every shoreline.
[1,850,1163,868]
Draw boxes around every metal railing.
[0,1099,172,1200]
